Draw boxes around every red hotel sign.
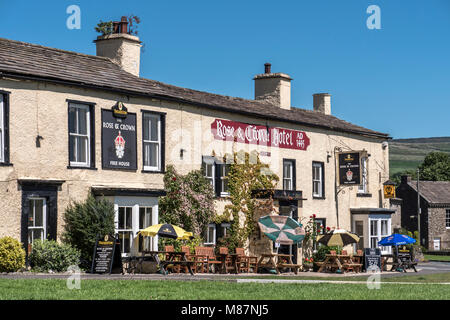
[211,119,310,151]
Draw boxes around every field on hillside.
[389,137,450,176]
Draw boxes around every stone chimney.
[313,93,331,115]
[254,63,292,110]
[401,175,411,185]
[94,16,142,77]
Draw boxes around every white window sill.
[220,192,230,198]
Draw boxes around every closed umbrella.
[258,215,305,246]
[138,223,193,240]
[317,229,360,247]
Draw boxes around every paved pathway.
[1,261,449,282]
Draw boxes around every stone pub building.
[0,18,392,262]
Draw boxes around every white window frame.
[28,197,47,244]
[369,216,391,254]
[138,206,154,252]
[69,103,91,167]
[117,206,133,254]
[143,113,161,172]
[0,95,4,163]
[358,157,368,193]
[205,162,215,187]
[446,209,450,229]
[283,160,294,191]
[312,162,323,198]
[113,197,159,257]
[205,223,216,245]
[219,164,230,197]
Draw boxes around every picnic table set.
[121,216,419,275]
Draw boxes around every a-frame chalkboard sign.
[91,234,122,274]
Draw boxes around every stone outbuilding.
[397,175,450,250]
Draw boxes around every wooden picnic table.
[317,254,362,273]
[255,253,301,274]
[140,250,195,275]
[217,253,240,274]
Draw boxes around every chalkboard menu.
[364,248,381,271]
[91,234,118,274]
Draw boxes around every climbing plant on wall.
[216,150,279,251]
[159,165,216,237]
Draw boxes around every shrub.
[28,240,80,272]
[62,195,115,269]
[0,237,26,273]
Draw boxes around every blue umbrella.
[378,233,416,246]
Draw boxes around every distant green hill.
[389,137,450,177]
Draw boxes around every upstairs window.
[283,159,295,191]
[68,103,93,167]
[143,112,164,172]
[446,209,450,229]
[0,92,10,164]
[202,156,230,197]
[358,157,369,193]
[0,94,4,162]
[312,162,325,198]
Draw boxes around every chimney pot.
[264,63,271,74]
[119,16,128,34]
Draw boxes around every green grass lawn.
[241,272,450,283]
[0,278,449,300]
[424,255,450,262]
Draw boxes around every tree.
[418,152,450,181]
[62,195,115,269]
[159,165,215,236]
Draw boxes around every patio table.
[318,254,362,273]
[139,250,195,275]
[255,253,301,274]
[217,253,240,274]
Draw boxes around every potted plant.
[303,257,314,271]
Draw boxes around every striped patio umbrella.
[138,223,193,240]
[317,229,360,247]
[258,215,305,245]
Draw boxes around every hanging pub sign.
[383,180,396,199]
[337,151,362,186]
[102,108,137,170]
[211,119,310,151]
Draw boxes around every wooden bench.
[277,263,301,275]
[194,246,222,273]
[342,263,363,273]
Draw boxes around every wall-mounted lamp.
[35,135,44,148]
[326,152,332,163]
[180,148,186,160]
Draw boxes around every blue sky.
[1,0,449,139]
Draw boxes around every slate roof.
[0,37,390,139]
[408,181,450,205]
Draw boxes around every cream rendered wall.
[0,78,390,248]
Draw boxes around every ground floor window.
[369,216,391,254]
[27,198,46,245]
[138,207,153,252]
[113,197,159,256]
[118,207,133,254]
[205,224,216,245]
